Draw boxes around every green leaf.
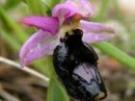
[47,77,70,101]
[0,30,21,51]
[34,56,54,77]
[49,0,62,7]
[0,7,28,42]
[94,0,111,21]
[95,42,135,69]
[3,0,21,10]
[24,0,50,15]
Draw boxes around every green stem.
[95,42,135,69]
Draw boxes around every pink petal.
[80,20,115,43]
[21,16,59,35]
[52,3,78,23]
[66,0,95,17]
[19,30,59,65]
[52,0,94,23]
[82,33,114,43]
[80,20,114,33]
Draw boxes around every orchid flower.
[20,0,114,65]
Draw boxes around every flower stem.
[0,56,49,86]
[95,42,135,69]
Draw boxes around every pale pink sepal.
[82,33,114,43]
[80,20,114,33]
[19,30,59,65]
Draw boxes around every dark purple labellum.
[53,29,107,101]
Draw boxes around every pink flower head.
[20,0,115,65]
[52,0,95,22]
